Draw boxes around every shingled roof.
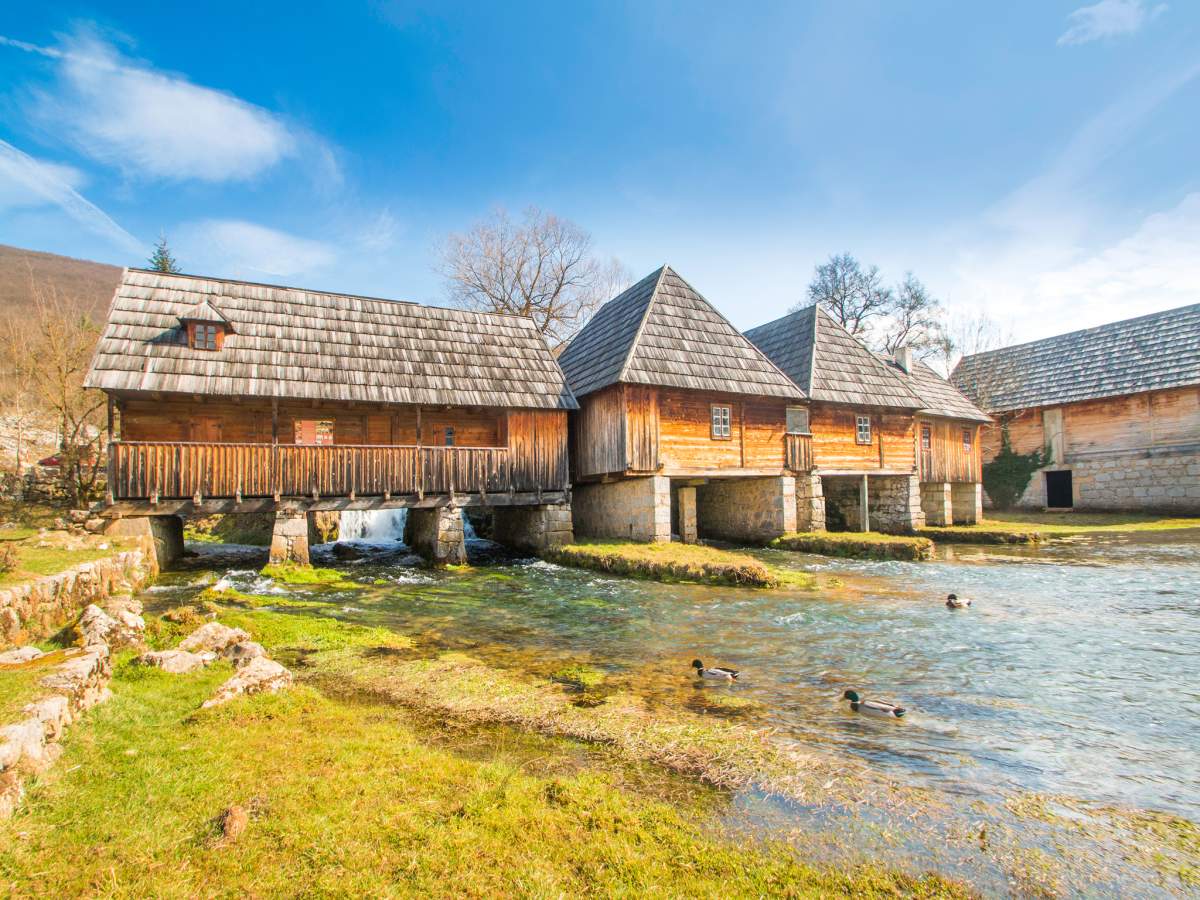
[556,266,804,400]
[881,355,990,423]
[84,269,578,410]
[952,303,1200,413]
[744,306,922,409]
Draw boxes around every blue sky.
[1,1,1198,342]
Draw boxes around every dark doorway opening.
[1045,470,1073,509]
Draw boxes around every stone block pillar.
[572,476,671,542]
[951,482,983,524]
[492,503,574,553]
[696,476,797,543]
[866,474,924,533]
[795,473,825,532]
[920,482,953,526]
[269,509,312,565]
[404,506,467,564]
[103,515,183,570]
[676,487,698,543]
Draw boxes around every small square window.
[190,323,220,351]
[786,406,810,434]
[962,428,973,451]
[710,405,732,439]
[920,424,931,450]
[444,427,455,446]
[855,415,872,445]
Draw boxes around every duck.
[843,689,905,718]
[692,659,739,681]
[945,593,972,609]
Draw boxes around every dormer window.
[178,299,232,352]
[189,322,221,351]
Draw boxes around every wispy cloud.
[178,220,337,278]
[0,139,142,254]
[1057,0,1166,46]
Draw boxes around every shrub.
[982,427,1048,510]
[0,542,18,574]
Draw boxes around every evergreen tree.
[148,235,181,274]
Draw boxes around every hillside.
[0,244,123,323]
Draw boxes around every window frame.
[188,322,221,351]
[962,428,973,452]
[785,406,810,435]
[444,426,456,447]
[710,404,732,440]
[855,414,872,445]
[920,423,932,451]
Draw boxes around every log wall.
[809,404,916,472]
[917,417,982,483]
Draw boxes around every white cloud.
[0,139,142,253]
[179,220,337,278]
[1057,0,1166,46]
[17,30,300,183]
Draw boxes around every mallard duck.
[945,593,972,609]
[692,659,739,681]
[843,689,905,718]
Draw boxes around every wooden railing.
[784,433,814,473]
[108,442,546,502]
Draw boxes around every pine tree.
[148,235,181,274]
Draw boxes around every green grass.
[259,562,350,585]
[981,511,1200,534]
[547,539,813,588]
[550,662,607,691]
[0,640,966,897]
[918,527,1041,545]
[0,542,137,587]
[0,500,64,539]
[183,513,273,546]
[0,651,69,722]
[770,531,935,561]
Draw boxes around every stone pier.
[675,486,698,544]
[404,506,467,565]
[951,482,983,524]
[268,509,317,565]
[696,476,797,543]
[572,476,671,542]
[492,503,574,553]
[794,473,826,532]
[920,482,953,526]
[103,515,184,569]
[822,474,924,533]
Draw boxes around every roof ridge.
[813,306,923,406]
[806,304,819,395]
[614,265,667,384]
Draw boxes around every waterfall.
[338,508,408,542]
[461,509,478,540]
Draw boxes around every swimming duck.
[692,659,739,681]
[945,593,972,609]
[843,690,905,718]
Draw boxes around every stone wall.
[492,503,574,553]
[795,474,826,532]
[822,474,924,533]
[572,476,670,542]
[0,544,157,649]
[951,482,983,523]
[267,509,313,565]
[675,486,698,543]
[103,515,183,569]
[1004,447,1200,513]
[696,476,797,543]
[920,482,953,526]
[404,506,467,564]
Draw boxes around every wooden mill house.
[84,269,577,564]
[953,303,1200,512]
[556,266,810,543]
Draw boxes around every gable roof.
[952,303,1200,413]
[556,266,804,400]
[881,355,990,423]
[84,268,577,410]
[178,298,229,325]
[744,305,922,409]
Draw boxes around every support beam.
[677,486,697,544]
[860,475,870,533]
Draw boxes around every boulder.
[103,596,144,618]
[222,641,267,668]
[136,649,216,674]
[0,647,43,666]
[179,622,250,655]
[332,542,365,560]
[75,604,144,651]
[202,658,292,708]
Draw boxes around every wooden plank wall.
[570,385,627,478]
[506,409,569,491]
[917,417,981,483]
[656,388,788,472]
[624,385,660,472]
[809,404,916,472]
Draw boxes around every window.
[855,415,872,445]
[786,406,810,434]
[920,424,931,450]
[189,323,220,351]
[444,427,455,446]
[294,419,334,446]
[962,428,973,452]
[710,405,732,439]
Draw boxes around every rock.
[84,518,106,534]
[75,604,144,651]
[40,649,111,713]
[221,804,249,841]
[202,657,292,708]
[0,647,44,666]
[222,641,267,668]
[135,649,216,674]
[178,622,250,655]
[103,596,143,618]
[67,509,90,524]
[332,542,365,560]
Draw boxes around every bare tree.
[1,280,105,505]
[799,253,893,337]
[938,310,1015,407]
[439,207,629,345]
[879,273,950,359]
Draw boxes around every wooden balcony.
[107,441,560,504]
[783,432,814,473]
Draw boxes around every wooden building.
[84,269,578,563]
[882,349,990,524]
[556,267,808,543]
[953,304,1200,512]
[745,306,930,532]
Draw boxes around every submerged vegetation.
[547,539,812,587]
[770,531,934,561]
[259,562,350,585]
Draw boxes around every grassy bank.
[546,539,812,587]
[918,527,1040,545]
[0,611,964,897]
[770,531,934,561]
[0,531,135,587]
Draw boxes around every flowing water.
[161,523,1200,894]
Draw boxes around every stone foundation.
[920,482,953,526]
[404,506,467,564]
[102,515,183,569]
[696,476,797,543]
[822,474,924,533]
[572,476,670,542]
[951,482,982,523]
[1003,447,1200,513]
[795,473,825,532]
[676,487,698,543]
[492,503,574,553]
[268,509,314,565]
